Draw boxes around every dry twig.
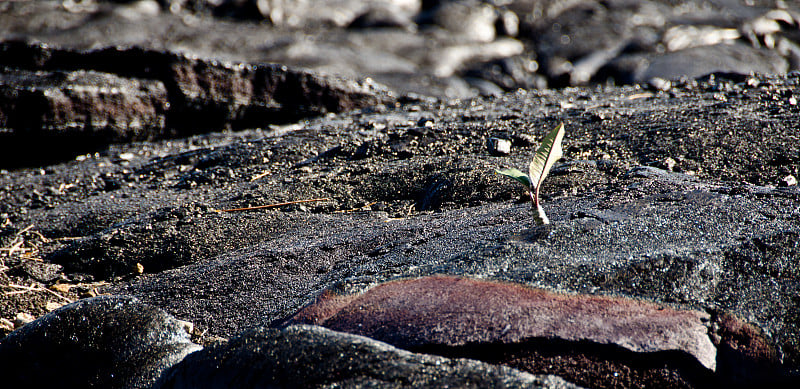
[249,170,271,182]
[4,283,74,304]
[215,198,330,212]
[334,202,377,213]
[1,224,48,258]
[1,239,25,257]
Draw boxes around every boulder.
[155,324,580,388]
[0,41,389,166]
[0,68,168,166]
[280,276,772,388]
[0,296,201,389]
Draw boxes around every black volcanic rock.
[600,42,788,85]
[0,68,169,166]
[0,42,389,166]
[0,296,200,389]
[155,324,579,389]
[3,0,799,99]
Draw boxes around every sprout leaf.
[495,168,531,189]
[528,122,565,208]
[495,123,565,225]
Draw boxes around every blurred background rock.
[2,0,797,98]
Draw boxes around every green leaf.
[528,123,565,207]
[495,168,532,189]
[494,123,565,225]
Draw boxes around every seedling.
[495,123,565,224]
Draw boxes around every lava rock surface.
[156,324,579,389]
[0,296,200,389]
[1,1,800,388]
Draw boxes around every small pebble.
[0,318,14,332]
[46,301,65,311]
[648,77,672,91]
[14,312,36,329]
[50,283,72,294]
[487,138,511,155]
[496,9,519,37]
[781,175,797,187]
[513,133,536,146]
[176,319,195,335]
[663,157,677,171]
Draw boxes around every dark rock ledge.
[0,296,579,389]
[0,296,201,389]
[157,324,580,389]
[0,41,388,167]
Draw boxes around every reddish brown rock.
[711,311,784,384]
[284,275,720,388]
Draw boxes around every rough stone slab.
[0,68,167,133]
[0,41,389,127]
[0,295,201,389]
[0,41,389,166]
[283,276,717,386]
[605,42,789,84]
[155,324,580,389]
[0,68,168,165]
